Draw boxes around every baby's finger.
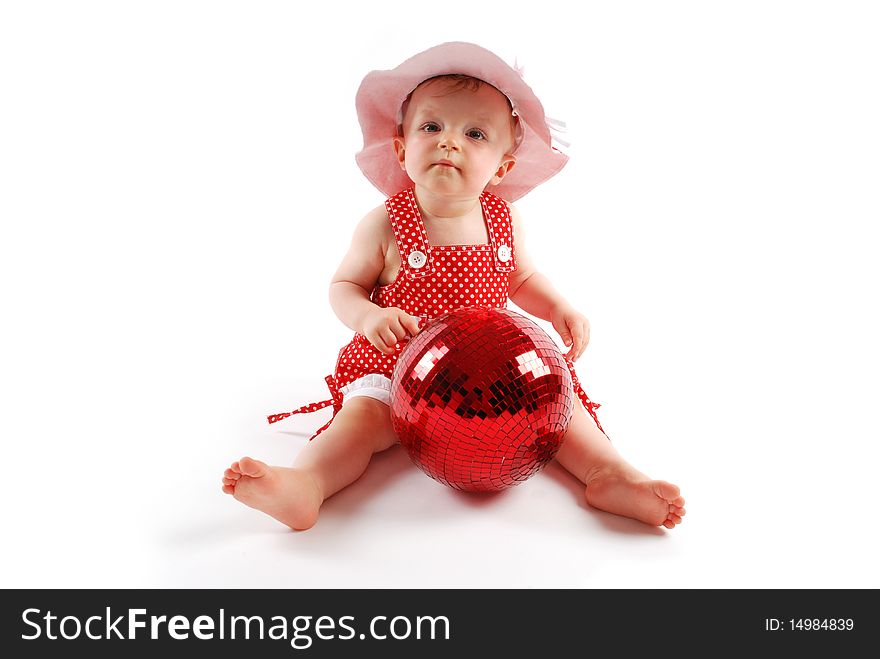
[582,324,592,358]
[558,327,573,348]
[570,321,585,352]
[379,328,398,352]
[571,323,589,359]
[401,314,421,337]
[364,332,384,353]
[390,317,409,342]
[581,325,591,351]
[578,337,590,359]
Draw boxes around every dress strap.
[564,356,608,439]
[385,188,436,280]
[480,191,516,273]
[267,374,344,440]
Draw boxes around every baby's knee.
[338,397,398,450]
[344,395,392,421]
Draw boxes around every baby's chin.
[411,172,498,197]
[418,183,487,199]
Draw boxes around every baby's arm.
[329,206,420,355]
[507,206,591,361]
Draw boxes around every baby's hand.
[550,303,591,361]
[361,307,421,355]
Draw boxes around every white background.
[2,1,878,588]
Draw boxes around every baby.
[222,42,685,531]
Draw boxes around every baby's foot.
[222,457,322,530]
[585,469,685,529]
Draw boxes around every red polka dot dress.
[268,187,604,438]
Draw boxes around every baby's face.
[393,79,517,199]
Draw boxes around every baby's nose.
[438,132,460,151]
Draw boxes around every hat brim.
[355,42,568,202]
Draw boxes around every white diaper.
[339,373,392,406]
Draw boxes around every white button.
[408,251,427,268]
[497,245,511,262]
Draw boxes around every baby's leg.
[554,404,686,529]
[222,397,397,530]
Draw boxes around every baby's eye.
[467,129,486,140]
[420,122,441,132]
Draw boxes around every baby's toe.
[655,481,680,502]
[224,468,241,480]
[238,456,268,477]
[222,484,235,494]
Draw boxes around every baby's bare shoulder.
[352,204,394,248]
[507,202,525,238]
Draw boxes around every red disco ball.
[390,307,574,492]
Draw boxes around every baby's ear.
[392,137,407,171]
[490,155,516,185]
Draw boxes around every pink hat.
[355,42,568,202]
